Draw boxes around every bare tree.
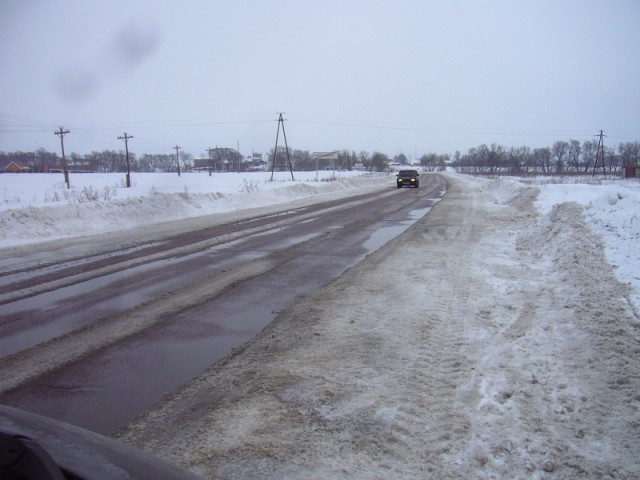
[552,140,569,174]
[420,153,438,171]
[35,147,59,172]
[337,150,356,170]
[507,146,530,173]
[268,146,291,172]
[532,147,552,174]
[567,140,581,173]
[619,141,640,168]
[581,140,598,173]
[370,152,389,172]
[179,151,193,171]
[291,149,312,170]
[393,153,409,165]
[476,143,506,173]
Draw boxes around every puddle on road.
[363,224,411,252]
[363,206,431,252]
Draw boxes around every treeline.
[0,147,446,174]
[3,139,639,175]
[452,140,640,175]
[210,148,446,173]
[0,148,196,174]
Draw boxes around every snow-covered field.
[0,170,390,247]
[2,171,639,478]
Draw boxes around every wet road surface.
[0,174,447,434]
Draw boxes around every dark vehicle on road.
[396,170,420,188]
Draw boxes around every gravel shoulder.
[116,174,640,479]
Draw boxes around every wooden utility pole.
[118,132,134,187]
[592,130,607,178]
[174,145,181,176]
[270,113,294,181]
[237,140,241,173]
[206,148,215,176]
[54,126,70,189]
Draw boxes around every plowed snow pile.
[117,174,640,479]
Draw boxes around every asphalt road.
[0,173,447,434]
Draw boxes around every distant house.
[248,152,267,171]
[194,148,242,172]
[3,161,31,173]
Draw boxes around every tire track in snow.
[374,181,481,476]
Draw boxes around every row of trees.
[263,148,449,173]
[2,139,638,175]
[0,147,432,174]
[0,148,197,174]
[452,140,640,175]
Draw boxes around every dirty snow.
[1,171,639,478]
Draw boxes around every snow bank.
[535,181,640,312]
[467,174,640,313]
[0,171,390,247]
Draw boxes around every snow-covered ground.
[2,171,640,478]
[0,170,390,247]
[531,177,640,315]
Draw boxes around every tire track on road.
[0,187,401,304]
[0,256,280,393]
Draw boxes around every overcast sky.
[1,0,639,159]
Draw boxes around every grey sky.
[1,0,639,159]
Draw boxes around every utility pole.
[174,145,181,176]
[118,132,134,187]
[206,147,215,176]
[592,130,607,178]
[54,126,70,189]
[270,112,294,181]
